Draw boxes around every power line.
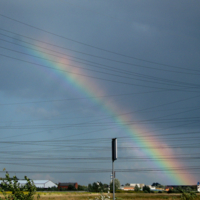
[1,43,200,88]
[0,29,199,75]
[0,14,195,70]
[3,53,194,91]
[0,14,198,74]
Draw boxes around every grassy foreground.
[1,192,200,200]
[27,192,200,200]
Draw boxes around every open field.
[25,192,200,200]
[1,192,200,200]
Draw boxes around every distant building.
[130,183,144,188]
[165,186,174,191]
[197,182,200,192]
[0,180,57,188]
[123,186,134,191]
[155,187,165,191]
[120,183,145,191]
[147,185,156,190]
[58,182,78,190]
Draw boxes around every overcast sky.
[0,0,200,186]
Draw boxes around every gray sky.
[0,0,200,186]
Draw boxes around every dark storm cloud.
[0,0,200,185]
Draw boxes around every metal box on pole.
[112,138,117,200]
[112,138,117,161]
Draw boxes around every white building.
[197,182,200,192]
[0,180,57,188]
[130,183,144,188]
[147,185,156,190]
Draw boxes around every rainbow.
[24,40,196,185]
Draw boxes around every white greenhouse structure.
[0,180,57,188]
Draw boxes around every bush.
[127,190,135,193]
[180,190,197,200]
[68,185,76,191]
[0,173,39,200]
[168,188,174,193]
[116,190,125,193]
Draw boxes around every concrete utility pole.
[110,174,113,183]
[112,138,117,200]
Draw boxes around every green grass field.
[27,192,199,200]
[0,191,199,200]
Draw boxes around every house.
[58,182,78,190]
[123,186,134,191]
[165,186,174,191]
[120,183,143,191]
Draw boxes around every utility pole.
[112,138,117,200]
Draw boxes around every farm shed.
[0,180,57,188]
[32,180,57,188]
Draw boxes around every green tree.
[88,183,93,192]
[78,185,87,191]
[103,184,108,192]
[125,183,130,186]
[93,182,99,192]
[110,179,120,192]
[134,185,140,192]
[143,185,150,193]
[88,182,108,193]
[0,173,38,200]
[152,182,161,187]
[96,182,104,192]
[68,184,75,190]
[88,182,104,192]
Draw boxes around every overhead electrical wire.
[3,52,194,91]
[0,31,199,77]
[0,14,198,74]
[2,44,200,89]
[0,13,200,178]
[2,166,200,174]
[0,94,199,147]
